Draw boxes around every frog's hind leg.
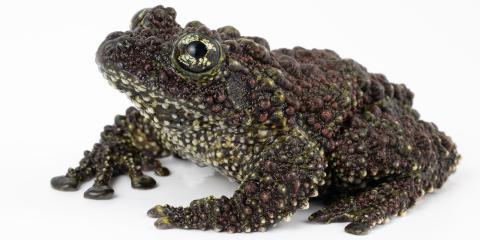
[309,98,460,234]
[310,176,422,235]
[51,107,171,199]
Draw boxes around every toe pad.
[131,175,157,189]
[51,176,79,191]
[345,222,370,235]
[84,185,114,200]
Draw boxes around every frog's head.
[96,5,286,130]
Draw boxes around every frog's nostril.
[96,40,116,67]
[105,31,125,41]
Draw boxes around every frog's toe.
[148,205,177,229]
[131,175,157,189]
[154,166,170,176]
[154,217,174,229]
[84,185,114,200]
[308,208,353,223]
[147,205,171,218]
[51,176,79,191]
[345,222,370,235]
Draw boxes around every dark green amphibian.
[51,5,460,235]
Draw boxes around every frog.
[50,5,460,235]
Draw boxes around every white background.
[0,0,479,239]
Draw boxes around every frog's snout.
[95,31,132,71]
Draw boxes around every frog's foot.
[51,107,172,199]
[308,176,423,235]
[82,148,165,199]
[309,205,384,235]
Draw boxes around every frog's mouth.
[98,66,218,130]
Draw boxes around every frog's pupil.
[186,41,208,59]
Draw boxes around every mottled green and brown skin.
[51,5,460,235]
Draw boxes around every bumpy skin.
[51,5,460,235]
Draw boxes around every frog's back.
[271,47,415,145]
[271,47,362,144]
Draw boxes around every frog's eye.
[172,33,222,76]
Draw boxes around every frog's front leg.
[147,130,327,232]
[51,107,171,199]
